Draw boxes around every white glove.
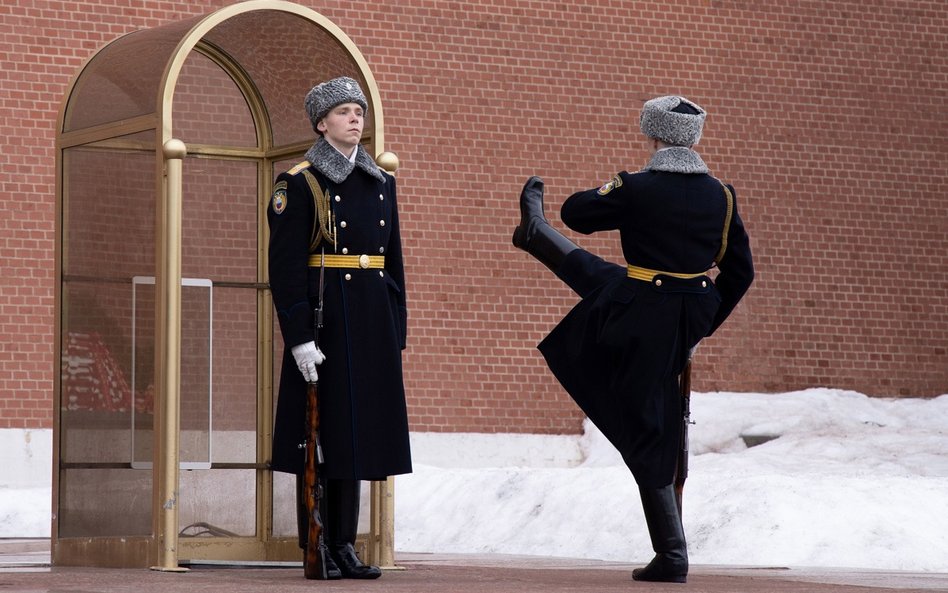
[291,341,326,383]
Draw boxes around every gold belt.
[308,254,385,269]
[627,264,707,284]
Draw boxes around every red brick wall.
[1,1,945,435]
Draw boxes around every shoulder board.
[288,161,311,176]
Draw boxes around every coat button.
[701,280,707,288]
[340,221,347,228]
[334,195,341,202]
[345,273,352,281]
[379,220,385,227]
[379,194,384,200]
[379,247,384,254]
[342,247,348,254]
[655,279,663,287]
[379,271,384,277]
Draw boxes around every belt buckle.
[358,254,370,269]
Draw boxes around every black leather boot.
[512,176,579,272]
[632,484,688,583]
[296,475,341,579]
[327,479,381,579]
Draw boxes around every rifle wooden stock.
[303,380,328,580]
[674,358,692,517]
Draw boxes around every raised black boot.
[512,176,579,272]
[296,475,341,579]
[327,479,382,579]
[632,484,688,583]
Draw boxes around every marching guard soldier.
[513,96,754,583]
[268,76,412,579]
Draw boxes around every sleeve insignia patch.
[271,181,288,214]
[597,174,623,195]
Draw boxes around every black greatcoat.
[538,167,754,488]
[268,159,412,480]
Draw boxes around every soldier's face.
[318,103,364,156]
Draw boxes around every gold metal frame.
[54,0,397,570]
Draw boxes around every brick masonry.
[0,1,945,435]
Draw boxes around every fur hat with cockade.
[304,76,368,132]
[639,96,706,147]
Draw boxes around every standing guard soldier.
[513,96,754,583]
[268,76,412,580]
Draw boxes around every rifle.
[303,249,328,579]
[303,380,327,578]
[673,354,694,517]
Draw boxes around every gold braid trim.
[301,169,336,251]
[713,179,734,265]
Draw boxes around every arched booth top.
[60,0,386,155]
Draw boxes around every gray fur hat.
[639,96,706,146]
[304,76,368,128]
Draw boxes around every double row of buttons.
[335,193,387,282]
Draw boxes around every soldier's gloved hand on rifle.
[291,341,326,383]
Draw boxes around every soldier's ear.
[316,118,327,133]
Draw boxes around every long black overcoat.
[267,161,411,480]
[538,169,754,488]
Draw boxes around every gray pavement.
[2,539,946,592]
